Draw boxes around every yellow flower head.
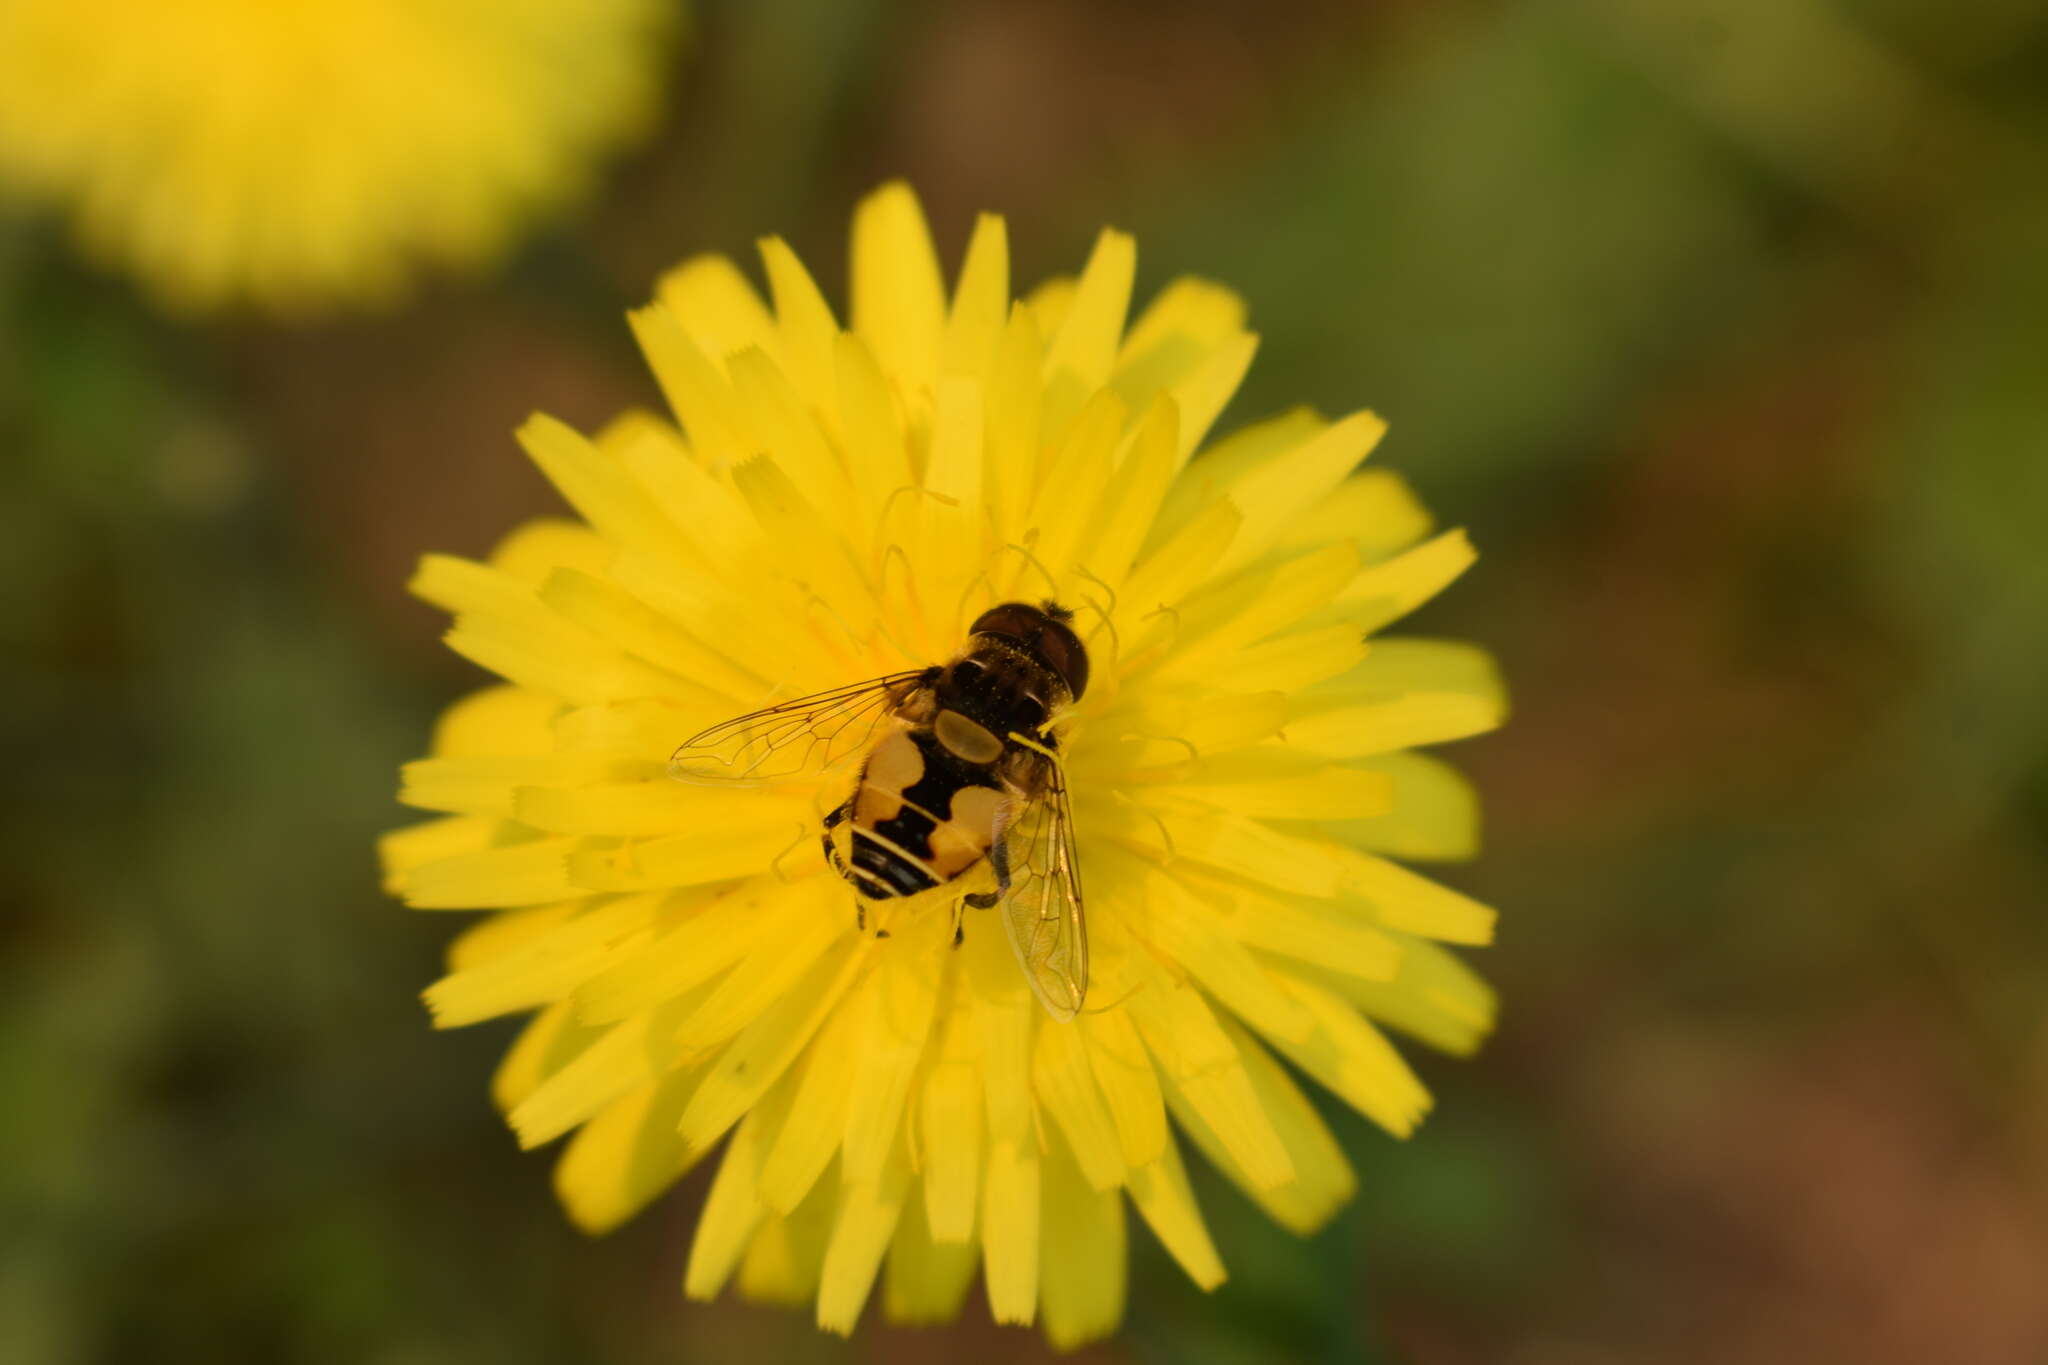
[384,184,1506,1347]
[0,0,672,315]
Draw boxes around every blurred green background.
[7,1,2048,1361]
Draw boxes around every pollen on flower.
[383,182,1506,1347]
[0,0,674,314]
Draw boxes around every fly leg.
[956,839,1012,946]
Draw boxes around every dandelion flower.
[0,0,673,315]
[383,184,1506,1346]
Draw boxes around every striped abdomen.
[844,727,1007,900]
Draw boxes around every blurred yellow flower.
[383,184,1505,1346]
[0,0,673,315]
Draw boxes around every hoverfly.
[668,602,1089,1020]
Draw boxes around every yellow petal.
[1125,1135,1225,1291]
[1076,394,1178,592]
[981,1135,1040,1326]
[1120,276,1244,355]
[684,1083,793,1301]
[573,879,819,1025]
[727,347,856,515]
[968,924,1035,1139]
[1315,636,1507,702]
[884,1181,980,1323]
[654,254,779,367]
[1041,228,1136,435]
[627,303,749,467]
[1214,411,1387,575]
[492,998,603,1115]
[840,939,943,1185]
[377,814,498,894]
[516,413,689,572]
[1111,277,1257,463]
[1206,881,1401,985]
[509,989,706,1148]
[486,518,614,588]
[1037,1127,1127,1350]
[1146,541,1360,686]
[758,236,841,410]
[413,554,683,706]
[982,305,1044,539]
[1032,1016,1125,1191]
[918,374,987,591]
[425,891,666,1027]
[1104,802,1346,900]
[918,997,984,1243]
[398,835,578,910]
[1203,1017,1358,1235]
[444,900,579,972]
[1210,625,1369,694]
[1157,762,1392,822]
[1025,388,1124,583]
[1332,528,1477,636]
[677,942,872,1156]
[1283,694,1504,759]
[852,182,945,395]
[726,453,873,628]
[1143,406,1323,552]
[440,614,684,710]
[1315,933,1498,1058]
[1127,960,1293,1191]
[1117,498,1242,626]
[816,1131,914,1335]
[514,778,778,840]
[834,332,915,527]
[1023,276,1076,343]
[430,684,560,758]
[943,212,1009,378]
[1275,467,1434,564]
[1259,972,1431,1138]
[1135,874,1316,1045]
[399,753,653,818]
[739,1165,839,1306]
[554,1060,716,1234]
[1337,850,1496,944]
[549,698,729,778]
[1079,1006,1167,1171]
[669,913,849,1059]
[607,416,754,568]
[1087,689,1289,775]
[563,816,810,893]
[1323,752,1482,862]
[1113,277,1246,403]
[758,1001,864,1214]
[1166,332,1259,466]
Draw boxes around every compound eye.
[968,602,1044,644]
[1035,619,1089,701]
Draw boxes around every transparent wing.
[667,670,931,786]
[998,753,1088,1020]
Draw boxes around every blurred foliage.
[6,1,2048,1362]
